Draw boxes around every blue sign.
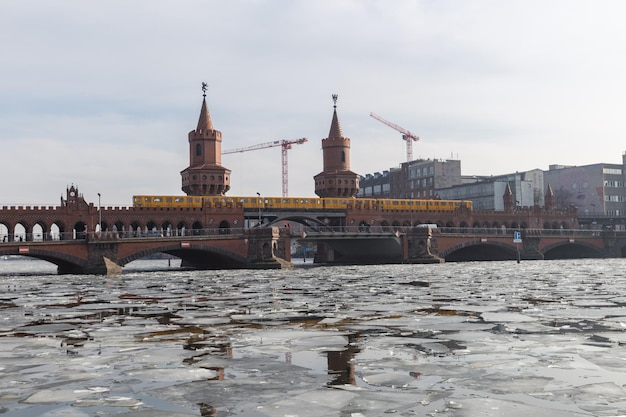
[513,231,522,243]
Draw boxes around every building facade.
[544,154,626,229]
[437,169,544,211]
[358,159,461,199]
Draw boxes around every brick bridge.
[2,226,624,274]
[303,227,626,264]
[0,228,291,274]
[0,186,611,274]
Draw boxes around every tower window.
[340,151,346,163]
[196,144,202,156]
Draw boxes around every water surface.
[1,258,626,416]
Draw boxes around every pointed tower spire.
[503,182,514,213]
[314,94,360,198]
[328,94,343,138]
[197,95,214,132]
[544,184,555,211]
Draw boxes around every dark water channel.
[2,258,626,416]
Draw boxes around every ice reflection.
[2,259,626,415]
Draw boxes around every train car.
[133,194,473,213]
[133,195,202,208]
[376,198,472,212]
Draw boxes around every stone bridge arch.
[0,247,88,274]
[263,214,326,228]
[118,243,249,269]
[542,241,604,259]
[439,240,518,262]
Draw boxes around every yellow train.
[132,195,473,212]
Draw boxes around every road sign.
[513,231,522,243]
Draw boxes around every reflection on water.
[2,258,626,416]
[327,333,360,386]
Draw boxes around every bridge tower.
[181,83,231,196]
[314,95,360,198]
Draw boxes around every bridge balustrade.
[0,226,614,244]
[0,227,249,243]
[294,226,609,238]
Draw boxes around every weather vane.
[202,82,208,97]
[332,94,338,108]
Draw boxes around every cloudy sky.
[2,0,626,206]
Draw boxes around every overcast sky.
[2,0,626,206]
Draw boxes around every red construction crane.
[223,138,308,197]
[370,112,420,162]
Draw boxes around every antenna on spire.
[201,82,208,98]
[332,94,338,109]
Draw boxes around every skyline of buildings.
[357,152,626,230]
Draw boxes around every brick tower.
[181,84,231,196]
[314,95,359,197]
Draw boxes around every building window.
[603,168,622,175]
[196,144,202,156]
[340,151,346,163]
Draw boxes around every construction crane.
[223,138,308,197]
[370,112,420,162]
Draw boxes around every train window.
[283,199,291,204]
[441,202,447,206]
[392,201,399,205]
[153,197,161,203]
[175,198,184,203]
[187,198,193,203]
[194,198,201,203]
[166,197,172,203]
[340,200,346,205]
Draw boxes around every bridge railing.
[0,226,614,244]
[437,227,602,237]
[296,226,610,237]
[0,227,249,243]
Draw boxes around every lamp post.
[515,200,521,263]
[97,193,102,233]
[256,192,262,227]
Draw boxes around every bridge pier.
[58,255,122,275]
[246,227,292,268]
[518,236,544,260]
[60,241,124,275]
[406,228,444,264]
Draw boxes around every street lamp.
[515,200,521,263]
[97,193,102,233]
[256,192,262,227]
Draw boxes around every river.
[1,257,626,416]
